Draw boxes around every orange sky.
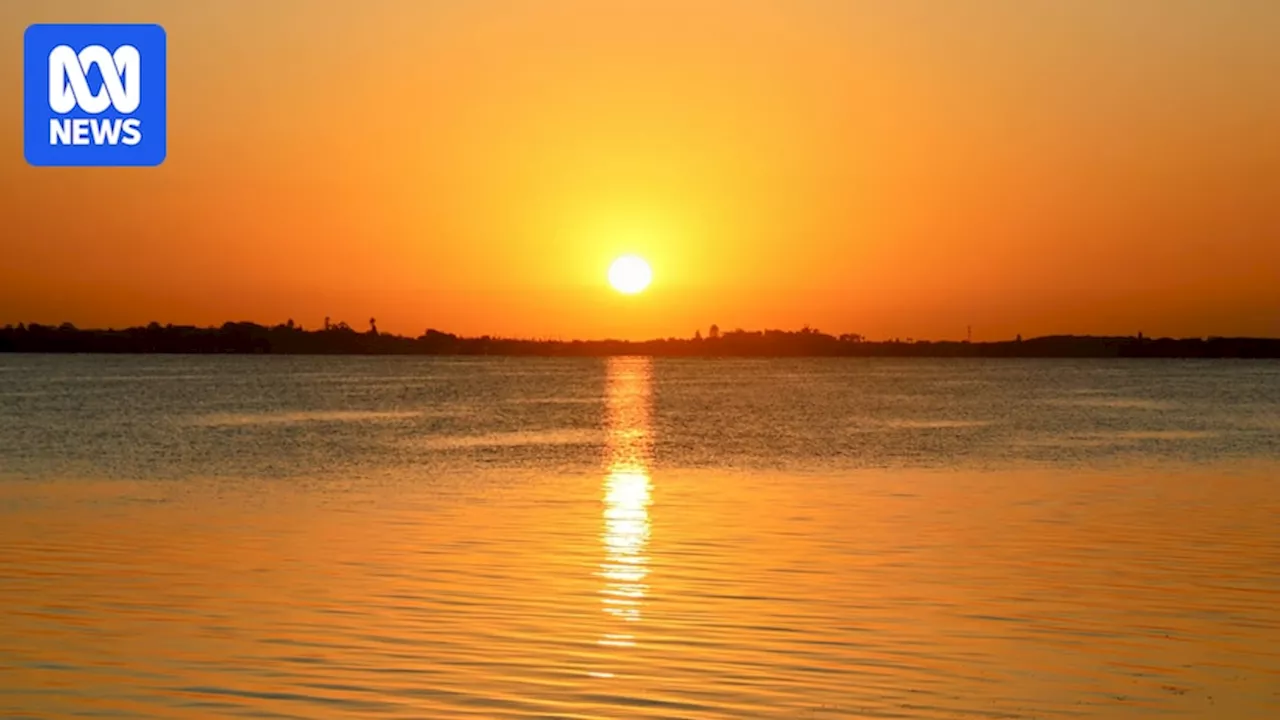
[2,0,1278,341]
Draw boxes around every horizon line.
[4,319,1278,345]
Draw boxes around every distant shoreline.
[3,322,1279,359]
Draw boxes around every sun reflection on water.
[599,357,653,648]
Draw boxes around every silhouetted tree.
[694,330,702,341]
[369,317,379,335]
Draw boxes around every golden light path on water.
[598,357,654,659]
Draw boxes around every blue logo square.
[24,23,167,167]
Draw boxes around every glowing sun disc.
[608,256,652,294]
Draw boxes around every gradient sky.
[2,0,1278,340]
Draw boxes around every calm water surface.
[0,356,1278,718]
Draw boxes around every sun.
[608,255,652,295]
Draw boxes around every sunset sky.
[2,0,1278,341]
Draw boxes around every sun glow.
[607,256,652,295]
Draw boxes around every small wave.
[883,419,992,430]
[190,411,423,427]
[508,397,600,406]
[52,374,222,383]
[1114,430,1217,441]
[414,429,603,450]
[1047,397,1176,410]
[0,390,48,398]
[1020,430,1218,447]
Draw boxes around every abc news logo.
[24,24,167,167]
[48,44,143,146]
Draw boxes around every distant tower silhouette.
[967,325,972,343]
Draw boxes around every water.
[0,355,1277,718]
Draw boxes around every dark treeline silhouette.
[2,321,1279,358]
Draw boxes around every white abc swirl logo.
[48,44,140,114]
